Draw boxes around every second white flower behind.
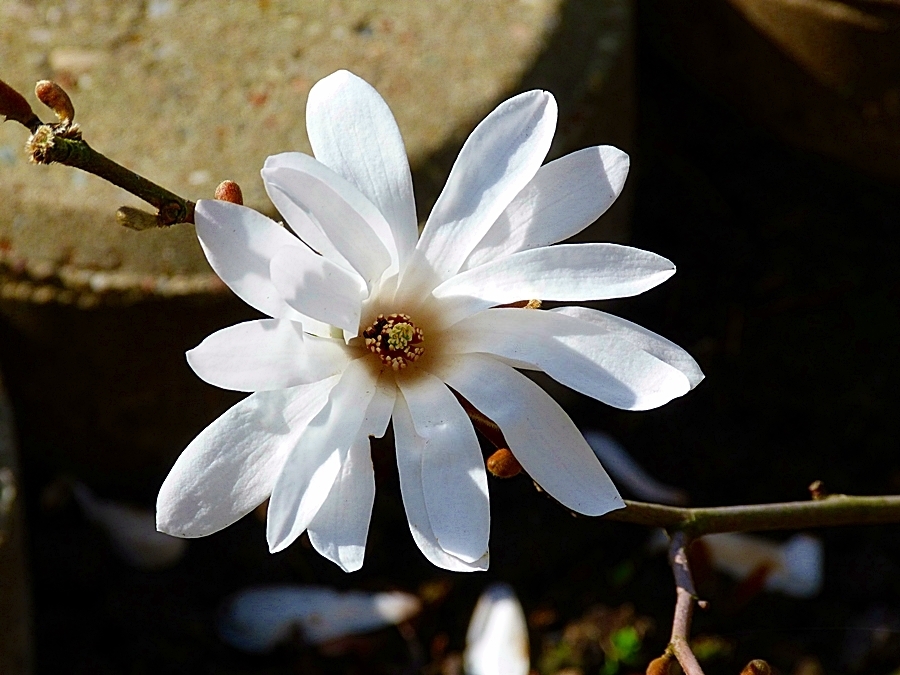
[156,70,704,573]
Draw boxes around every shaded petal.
[194,199,330,335]
[432,243,675,328]
[156,378,338,537]
[270,246,366,335]
[444,309,692,411]
[434,354,623,516]
[463,145,629,270]
[398,373,489,563]
[553,306,705,389]
[392,393,489,572]
[412,90,557,285]
[262,160,393,286]
[306,70,418,268]
[306,378,396,572]
[266,358,379,553]
[186,319,351,392]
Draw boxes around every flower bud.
[486,448,523,478]
[35,80,75,125]
[740,659,772,675]
[214,180,244,205]
[646,654,674,675]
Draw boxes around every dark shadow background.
[10,1,900,673]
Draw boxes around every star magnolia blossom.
[156,70,703,572]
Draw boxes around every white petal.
[269,246,365,335]
[413,90,557,285]
[156,378,338,538]
[464,583,530,675]
[364,373,399,439]
[186,319,351,392]
[306,379,396,572]
[463,145,630,270]
[266,358,379,553]
[398,373,489,563]
[435,354,623,516]
[392,393,489,572]
[306,434,376,573]
[306,70,418,268]
[262,160,393,286]
[264,153,353,270]
[552,306,705,389]
[433,244,675,328]
[193,200,330,335]
[445,309,692,411]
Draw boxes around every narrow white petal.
[463,145,630,270]
[364,373,399,439]
[269,246,366,335]
[309,435,375,572]
[306,70,418,268]
[306,377,396,572]
[433,244,675,328]
[552,306,705,388]
[266,358,379,553]
[156,378,338,538]
[306,434,376,573]
[445,309,691,411]
[464,583,530,675]
[194,199,330,335]
[186,319,351,392]
[398,373,489,563]
[392,393,489,572]
[262,160,394,286]
[413,91,557,284]
[263,153,353,270]
[435,354,623,516]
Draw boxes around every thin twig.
[29,129,195,226]
[2,77,194,227]
[604,494,900,536]
[667,531,705,675]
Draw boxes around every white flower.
[156,70,703,573]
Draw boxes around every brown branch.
[667,531,705,675]
[603,494,900,536]
[3,77,194,227]
[28,128,194,226]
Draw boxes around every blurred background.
[1,0,899,673]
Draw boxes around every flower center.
[363,313,425,371]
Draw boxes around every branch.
[2,77,195,228]
[29,128,195,226]
[667,531,705,675]
[604,494,900,536]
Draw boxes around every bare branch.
[603,494,900,535]
[667,531,705,675]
